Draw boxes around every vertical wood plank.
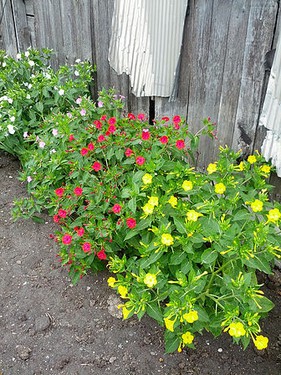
[0,0,17,55]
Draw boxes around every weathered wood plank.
[11,0,31,51]
[0,0,17,55]
[232,0,278,155]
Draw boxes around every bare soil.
[0,151,281,375]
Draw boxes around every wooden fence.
[0,0,280,179]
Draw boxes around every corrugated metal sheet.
[108,0,188,97]
[260,26,281,177]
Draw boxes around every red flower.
[62,234,72,245]
[136,156,145,165]
[97,134,106,142]
[175,140,185,149]
[94,120,102,129]
[108,117,117,126]
[128,113,136,120]
[112,204,122,214]
[69,134,75,141]
[160,136,169,144]
[92,161,102,172]
[137,113,145,121]
[107,125,116,134]
[126,218,136,229]
[97,249,107,260]
[173,115,181,124]
[100,115,107,121]
[88,142,95,151]
[53,214,60,223]
[75,227,85,236]
[74,186,83,196]
[82,242,91,253]
[162,116,170,122]
[58,209,67,218]
[55,187,65,197]
[125,148,133,157]
[80,147,89,156]
[142,129,150,140]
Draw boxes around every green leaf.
[128,197,136,213]
[243,256,272,274]
[169,250,187,265]
[233,210,250,222]
[164,331,180,353]
[146,302,163,323]
[173,217,187,234]
[201,248,218,264]
[35,101,44,113]
[140,251,162,269]
[132,170,144,183]
[137,218,152,231]
[124,230,138,241]
[121,187,131,198]
[31,215,45,224]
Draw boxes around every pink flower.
[107,125,116,134]
[94,120,102,129]
[76,97,82,104]
[142,129,150,140]
[75,227,85,236]
[53,214,60,223]
[88,142,94,151]
[176,140,185,149]
[162,116,170,122]
[97,134,106,142]
[160,136,169,144]
[112,204,122,214]
[80,147,89,156]
[74,186,83,196]
[62,234,72,245]
[125,148,133,157]
[55,187,65,197]
[58,209,67,218]
[69,134,75,141]
[80,109,86,116]
[173,115,181,124]
[97,249,107,260]
[98,101,103,107]
[137,113,145,121]
[27,176,32,183]
[108,117,117,126]
[126,218,136,229]
[136,156,145,165]
[82,242,91,253]
[128,113,136,120]
[100,115,107,121]
[92,161,102,172]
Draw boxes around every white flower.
[10,116,15,122]
[8,98,13,104]
[2,62,6,67]
[76,97,82,104]
[43,72,51,79]
[28,83,32,89]
[23,132,29,138]
[58,89,64,96]
[26,94,31,99]
[27,176,32,182]
[75,59,81,63]
[39,141,45,148]
[74,70,79,76]
[50,149,56,154]
[16,53,22,60]
[25,51,30,58]
[52,128,58,136]
[28,60,35,67]
[7,125,15,134]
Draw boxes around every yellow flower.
[142,173,153,185]
[247,155,257,164]
[267,208,281,223]
[148,196,159,206]
[186,210,203,222]
[253,335,269,350]
[107,277,117,287]
[207,163,217,174]
[226,322,246,337]
[183,310,199,323]
[238,161,245,171]
[250,199,263,212]
[161,233,174,246]
[168,195,178,208]
[182,180,193,191]
[143,273,157,288]
[260,165,271,175]
[215,182,226,195]
[118,285,128,298]
[164,317,176,332]
[122,306,132,320]
[182,331,194,345]
[142,203,154,215]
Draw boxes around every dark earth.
[1,151,281,375]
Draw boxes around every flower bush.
[4,49,281,354]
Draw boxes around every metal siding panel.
[109,0,188,97]
[260,25,281,177]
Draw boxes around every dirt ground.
[0,151,281,375]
